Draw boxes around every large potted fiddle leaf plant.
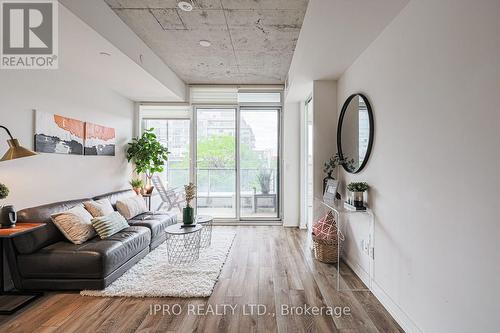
[126,128,169,194]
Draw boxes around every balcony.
[160,168,278,219]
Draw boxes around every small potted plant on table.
[183,183,196,225]
[129,178,144,195]
[346,182,369,208]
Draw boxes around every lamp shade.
[1,138,38,161]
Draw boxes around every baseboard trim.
[343,256,371,287]
[343,258,422,333]
[370,281,423,333]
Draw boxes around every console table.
[0,222,45,315]
[318,199,374,292]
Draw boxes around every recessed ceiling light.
[199,40,211,47]
[99,52,111,56]
[177,1,193,12]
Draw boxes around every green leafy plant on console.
[346,182,369,192]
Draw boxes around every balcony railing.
[159,167,277,209]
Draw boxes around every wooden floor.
[0,227,403,333]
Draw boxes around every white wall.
[283,102,301,227]
[337,0,500,332]
[312,80,337,220]
[0,71,134,210]
[61,0,187,102]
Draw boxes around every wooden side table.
[0,222,45,315]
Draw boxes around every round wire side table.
[196,215,214,248]
[165,224,202,265]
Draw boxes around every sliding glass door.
[195,107,280,221]
[195,108,237,218]
[239,109,279,219]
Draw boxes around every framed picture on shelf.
[323,179,339,206]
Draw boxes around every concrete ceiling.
[104,0,309,84]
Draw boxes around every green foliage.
[190,135,263,169]
[129,179,144,188]
[0,183,9,200]
[179,135,265,192]
[347,182,369,192]
[196,135,236,168]
[126,129,169,177]
[323,153,341,175]
[324,153,356,175]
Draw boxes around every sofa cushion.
[128,212,177,244]
[92,211,129,239]
[15,198,91,254]
[83,199,114,218]
[17,226,151,279]
[93,189,135,210]
[51,204,96,245]
[116,195,148,219]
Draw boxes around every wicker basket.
[312,232,344,264]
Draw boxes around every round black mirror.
[337,93,374,173]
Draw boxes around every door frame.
[300,96,313,230]
[238,106,282,222]
[193,105,283,224]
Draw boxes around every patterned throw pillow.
[91,211,129,239]
[51,204,96,244]
[83,199,114,217]
[312,211,338,240]
[116,195,148,219]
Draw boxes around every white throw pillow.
[83,199,115,217]
[116,195,147,219]
[51,204,96,244]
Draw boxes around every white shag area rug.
[81,229,236,298]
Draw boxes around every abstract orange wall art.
[84,122,116,156]
[35,111,84,155]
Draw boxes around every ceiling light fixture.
[177,1,193,12]
[199,40,211,47]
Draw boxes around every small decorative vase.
[0,205,17,228]
[133,187,141,195]
[183,206,194,225]
[144,176,154,194]
[351,191,364,207]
